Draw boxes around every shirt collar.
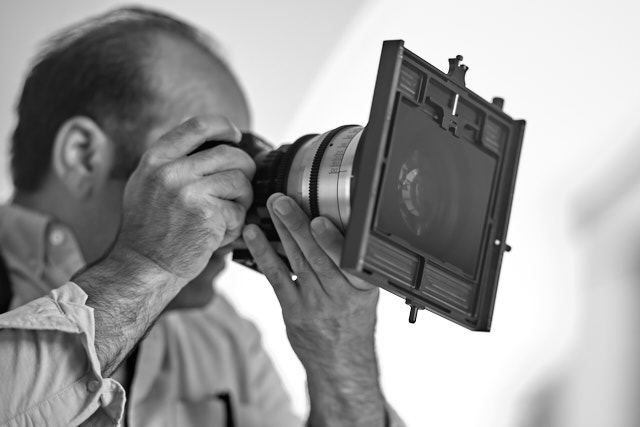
[0,204,50,277]
[0,204,85,281]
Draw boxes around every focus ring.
[309,125,358,218]
[275,134,317,194]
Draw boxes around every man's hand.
[75,116,255,376]
[116,116,255,281]
[243,193,387,427]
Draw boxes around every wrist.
[307,379,386,427]
[305,341,386,427]
[74,244,186,303]
[105,244,184,290]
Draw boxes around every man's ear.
[51,116,113,199]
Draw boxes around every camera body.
[200,41,525,330]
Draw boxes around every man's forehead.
[141,32,251,147]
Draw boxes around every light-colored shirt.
[0,204,299,427]
[0,204,405,427]
[0,282,126,426]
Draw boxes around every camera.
[198,40,526,331]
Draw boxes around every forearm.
[305,335,386,427]
[73,247,184,377]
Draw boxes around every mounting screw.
[409,306,419,323]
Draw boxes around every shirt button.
[87,379,101,393]
[49,228,65,246]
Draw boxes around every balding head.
[11,6,250,192]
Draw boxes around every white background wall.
[2,1,640,426]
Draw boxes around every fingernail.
[243,226,257,240]
[273,198,292,216]
[311,217,326,234]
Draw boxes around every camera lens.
[242,126,362,238]
[284,125,362,231]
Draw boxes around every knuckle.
[207,222,227,243]
[233,204,248,224]
[220,170,238,189]
[263,265,281,281]
[177,184,197,206]
[229,170,248,191]
[156,165,176,187]
[223,201,246,225]
[229,168,245,183]
[212,143,230,157]
[308,253,332,270]
[287,217,305,234]
[250,241,268,259]
[139,150,158,170]
[185,117,208,134]
[224,226,243,243]
[289,253,309,272]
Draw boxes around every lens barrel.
[245,125,362,238]
[284,125,362,231]
[197,126,363,240]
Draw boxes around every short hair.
[11,6,224,192]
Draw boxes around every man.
[1,6,402,427]
[0,115,255,425]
